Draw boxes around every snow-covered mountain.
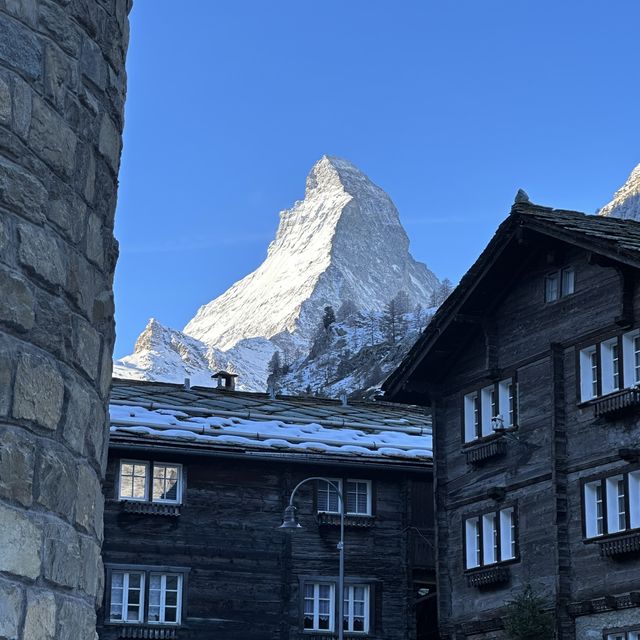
[599,163,640,220]
[115,156,440,392]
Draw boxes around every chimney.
[211,370,238,391]
[184,377,191,390]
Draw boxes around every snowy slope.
[115,156,439,392]
[599,163,640,220]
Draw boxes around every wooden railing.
[594,388,640,418]
[463,436,507,465]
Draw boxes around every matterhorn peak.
[117,156,440,392]
[598,163,640,221]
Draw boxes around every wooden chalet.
[98,378,435,640]
[384,198,640,640]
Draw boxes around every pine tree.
[322,306,336,330]
[503,585,554,640]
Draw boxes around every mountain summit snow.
[599,163,640,221]
[115,156,439,391]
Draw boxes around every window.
[584,471,640,538]
[465,507,516,569]
[581,329,640,401]
[463,378,517,443]
[607,632,640,640]
[545,267,575,302]
[317,479,372,516]
[107,568,185,626]
[343,585,370,633]
[302,581,371,634]
[118,461,182,504]
[303,583,334,631]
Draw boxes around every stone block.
[0,345,13,416]
[78,535,103,598]
[62,380,92,454]
[0,503,42,579]
[0,579,23,639]
[67,252,99,317]
[46,192,87,244]
[0,267,35,331]
[0,428,35,506]
[0,74,11,124]
[42,521,80,588]
[99,113,121,173]
[11,74,32,139]
[13,352,64,430]
[80,35,106,89]
[38,0,82,57]
[23,590,56,640]
[44,44,78,111]
[18,223,66,288]
[72,314,101,380]
[0,156,46,223]
[0,12,42,80]
[29,98,77,178]
[55,597,97,640]
[85,212,104,268]
[75,464,101,535]
[35,446,78,518]
[4,0,38,26]
[85,398,107,471]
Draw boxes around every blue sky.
[114,0,640,358]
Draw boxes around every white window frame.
[622,329,640,387]
[579,346,598,401]
[464,378,517,442]
[109,571,145,624]
[606,475,626,534]
[545,271,560,302]
[117,460,183,505]
[118,460,150,502]
[148,573,183,625]
[465,507,516,569]
[463,391,479,442]
[480,386,494,437]
[607,632,640,640]
[630,471,640,529]
[317,478,342,514]
[584,472,640,539]
[303,582,335,632]
[346,480,372,516]
[343,584,370,633]
[601,338,621,395]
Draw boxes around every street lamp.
[279,476,345,640]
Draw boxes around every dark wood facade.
[98,382,436,640]
[384,202,640,639]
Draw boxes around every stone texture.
[56,598,97,640]
[13,352,64,429]
[0,503,42,579]
[98,113,120,173]
[42,521,81,588]
[75,464,101,535]
[0,428,35,506]
[0,347,13,416]
[18,223,66,288]
[0,579,22,640]
[72,314,101,379]
[0,156,47,223]
[0,267,34,331]
[34,446,78,518]
[0,73,10,124]
[0,12,42,80]
[23,590,56,640]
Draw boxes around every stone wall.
[0,1,130,638]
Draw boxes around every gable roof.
[383,201,640,401]
[109,378,432,466]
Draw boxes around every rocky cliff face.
[599,163,640,220]
[115,156,439,391]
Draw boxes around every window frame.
[462,376,518,444]
[463,504,518,570]
[298,576,375,636]
[316,478,373,517]
[604,629,640,640]
[578,328,640,403]
[544,267,575,303]
[117,460,183,506]
[105,564,189,628]
[582,468,640,540]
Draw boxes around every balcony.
[116,626,178,639]
[316,512,375,528]
[121,501,181,517]
[465,565,510,588]
[463,435,507,465]
[597,531,640,558]
[594,387,640,418]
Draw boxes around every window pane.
[562,268,575,295]
[164,607,178,623]
[165,575,179,590]
[318,480,340,512]
[545,273,559,302]
[152,464,180,502]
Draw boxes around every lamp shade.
[279,504,302,530]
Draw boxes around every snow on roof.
[109,380,432,462]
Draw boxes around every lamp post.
[279,477,345,640]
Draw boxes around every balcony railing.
[463,436,507,465]
[116,626,178,639]
[121,501,181,517]
[316,512,375,528]
[465,565,510,588]
[594,387,640,418]
[598,531,640,558]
